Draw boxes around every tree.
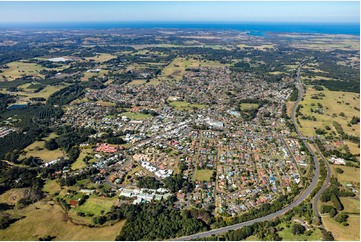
[335,212,348,224]
[335,168,344,174]
[329,207,337,218]
[93,215,106,225]
[321,229,334,241]
[292,223,305,235]
[44,139,58,151]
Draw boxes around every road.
[312,142,332,218]
[172,60,323,241]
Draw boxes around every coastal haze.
[0,1,359,241]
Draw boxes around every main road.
[312,142,331,218]
[172,60,322,241]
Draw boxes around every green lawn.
[0,201,126,241]
[277,223,323,241]
[121,111,152,120]
[43,179,61,195]
[72,149,95,170]
[194,169,214,181]
[240,103,259,110]
[74,196,118,216]
[170,101,207,111]
[330,164,360,186]
[323,215,360,241]
[340,197,360,214]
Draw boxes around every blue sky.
[0,1,359,23]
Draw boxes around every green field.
[237,44,275,50]
[71,148,95,170]
[0,61,47,80]
[323,215,360,241]
[277,222,323,241]
[194,169,214,181]
[150,57,224,83]
[128,79,147,85]
[121,111,152,120]
[170,101,207,111]
[239,103,259,110]
[297,86,360,137]
[95,100,116,107]
[85,53,117,63]
[340,197,360,214]
[0,201,126,241]
[81,69,109,81]
[330,164,360,186]
[43,179,61,196]
[0,188,28,205]
[20,139,64,163]
[74,196,118,217]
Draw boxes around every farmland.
[0,61,47,81]
[0,201,126,241]
[85,53,117,63]
[151,57,224,83]
[20,140,64,163]
[322,216,360,241]
[330,164,360,185]
[297,86,360,137]
[73,196,118,217]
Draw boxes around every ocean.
[0,22,359,35]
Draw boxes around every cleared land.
[150,57,224,83]
[322,216,360,241]
[81,69,109,81]
[277,223,323,241]
[297,86,360,137]
[0,201,125,241]
[290,39,360,51]
[0,61,48,81]
[43,179,61,196]
[72,148,95,170]
[15,85,67,103]
[194,169,214,181]
[120,111,152,120]
[73,196,118,217]
[128,79,147,85]
[340,197,360,214]
[0,188,28,205]
[20,140,64,163]
[85,53,117,63]
[237,44,275,50]
[330,164,360,186]
[95,100,116,107]
[239,103,259,110]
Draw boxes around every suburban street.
[172,61,325,241]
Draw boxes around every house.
[330,157,346,165]
[80,189,95,195]
[69,200,78,207]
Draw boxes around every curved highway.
[173,61,322,241]
[312,143,331,218]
